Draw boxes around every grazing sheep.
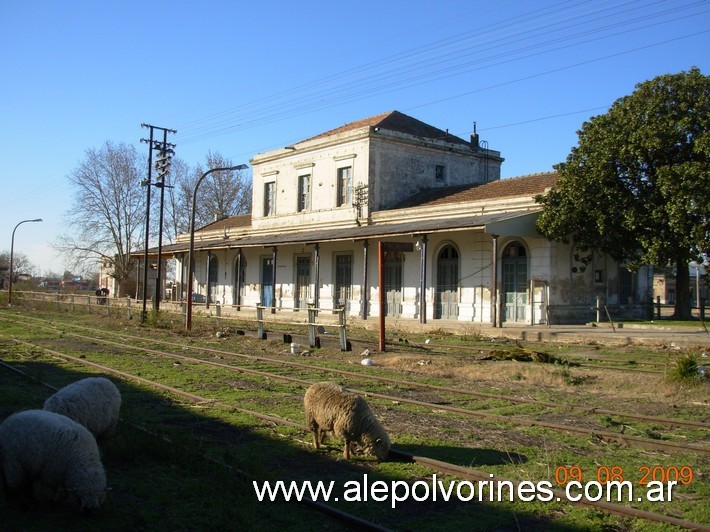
[0,410,107,509]
[304,382,390,460]
[44,377,121,440]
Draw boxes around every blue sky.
[1,0,708,275]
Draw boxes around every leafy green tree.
[536,68,709,319]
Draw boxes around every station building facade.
[165,111,651,325]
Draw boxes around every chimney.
[470,121,480,150]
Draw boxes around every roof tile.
[391,172,559,209]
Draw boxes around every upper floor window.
[337,166,352,206]
[298,174,311,212]
[264,181,275,216]
[435,164,446,181]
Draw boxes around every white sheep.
[0,410,107,509]
[44,377,121,441]
[304,382,391,460]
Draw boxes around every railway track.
[4,315,708,437]
[0,348,706,530]
[10,333,708,456]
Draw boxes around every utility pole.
[140,124,176,321]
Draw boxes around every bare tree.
[56,141,145,295]
[0,251,34,288]
[164,157,192,242]
[190,152,252,228]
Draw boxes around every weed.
[643,428,663,440]
[601,416,623,428]
[552,367,597,386]
[667,353,703,386]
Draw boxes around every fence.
[13,291,351,351]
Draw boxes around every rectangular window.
[298,174,311,212]
[263,182,275,217]
[337,166,352,206]
[334,254,352,308]
[435,164,445,181]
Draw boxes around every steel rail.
[0,355,705,531]
[9,335,709,456]
[388,450,710,531]
[5,314,706,431]
[0,358,389,532]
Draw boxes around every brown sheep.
[304,382,390,460]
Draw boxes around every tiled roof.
[391,172,559,209]
[300,110,471,147]
[196,213,252,233]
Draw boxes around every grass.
[1,302,709,530]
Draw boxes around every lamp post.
[185,164,247,331]
[9,218,42,306]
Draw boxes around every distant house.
[153,111,651,325]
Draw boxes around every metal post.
[216,302,221,328]
[596,295,602,323]
[378,241,386,352]
[361,240,369,320]
[308,303,317,348]
[491,235,498,327]
[235,248,242,310]
[419,234,428,324]
[186,165,247,331]
[8,218,42,306]
[256,304,265,339]
[271,247,277,314]
[141,126,154,323]
[154,129,169,312]
[313,243,320,317]
[338,306,349,351]
[206,251,212,309]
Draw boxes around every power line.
[174,0,707,146]
[477,106,612,132]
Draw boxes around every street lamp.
[185,165,248,330]
[9,218,43,306]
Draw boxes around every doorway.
[435,245,459,319]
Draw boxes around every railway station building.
[161,111,652,326]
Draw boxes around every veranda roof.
[149,210,541,256]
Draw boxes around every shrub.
[667,353,703,385]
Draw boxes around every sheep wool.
[0,410,107,509]
[44,377,121,440]
[304,382,390,460]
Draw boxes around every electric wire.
[174,0,708,148]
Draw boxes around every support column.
[361,240,369,320]
[271,246,277,314]
[313,243,320,315]
[419,234,428,324]
[235,248,242,310]
[378,241,386,352]
[491,234,499,327]
[206,251,212,309]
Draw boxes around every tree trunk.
[672,258,693,319]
